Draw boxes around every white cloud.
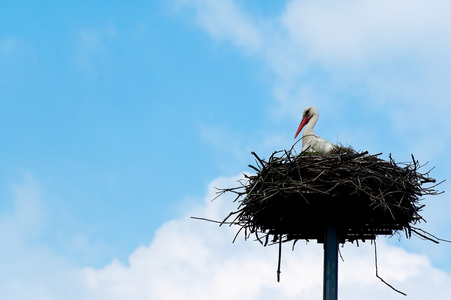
[2,174,450,300]
[173,0,451,170]
[0,173,44,239]
[172,0,263,52]
[281,0,451,67]
[276,0,451,129]
[0,173,86,300]
[83,174,451,300]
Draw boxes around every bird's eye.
[305,109,311,116]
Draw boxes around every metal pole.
[323,225,338,300]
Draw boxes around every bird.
[294,106,335,154]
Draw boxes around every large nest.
[219,147,444,245]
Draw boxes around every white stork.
[294,106,335,154]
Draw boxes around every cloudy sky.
[1,0,451,299]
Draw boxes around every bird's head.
[294,106,319,139]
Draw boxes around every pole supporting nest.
[323,225,338,300]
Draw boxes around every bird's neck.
[302,115,318,136]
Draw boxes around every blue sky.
[1,1,451,299]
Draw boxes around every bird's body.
[294,106,335,154]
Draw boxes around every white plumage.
[294,106,335,154]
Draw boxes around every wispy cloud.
[281,0,451,66]
[172,0,263,53]
[0,173,86,300]
[172,0,451,174]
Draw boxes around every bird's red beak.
[294,116,309,139]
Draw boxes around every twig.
[411,227,451,243]
[374,240,407,296]
[191,216,233,225]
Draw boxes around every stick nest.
[219,147,444,245]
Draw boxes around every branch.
[374,240,407,296]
